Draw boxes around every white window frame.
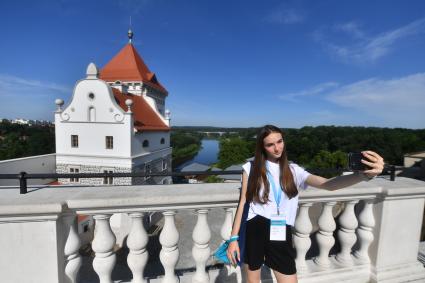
[162,159,167,171]
[103,169,114,185]
[69,167,80,183]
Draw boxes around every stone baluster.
[192,209,211,283]
[63,214,82,283]
[159,211,179,283]
[293,202,313,273]
[221,208,242,283]
[354,200,375,263]
[92,214,116,283]
[314,202,336,269]
[220,208,233,241]
[127,213,149,283]
[336,200,359,266]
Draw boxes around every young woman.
[226,125,384,283]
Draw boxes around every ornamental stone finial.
[128,29,133,44]
[86,63,98,79]
[55,98,64,111]
[165,109,171,120]
[125,99,133,112]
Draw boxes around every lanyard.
[266,170,282,215]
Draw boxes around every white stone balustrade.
[314,201,336,269]
[220,207,243,283]
[92,214,117,283]
[192,209,211,283]
[127,212,148,283]
[294,202,313,273]
[1,179,425,283]
[159,211,179,283]
[336,200,359,266]
[63,213,82,283]
[220,207,233,241]
[354,200,375,264]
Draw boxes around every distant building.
[402,151,425,180]
[180,162,210,183]
[55,30,172,185]
[219,164,243,182]
[11,118,30,125]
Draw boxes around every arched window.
[88,107,95,122]
[143,140,149,148]
[160,138,165,144]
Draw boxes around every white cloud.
[316,17,425,64]
[0,74,71,120]
[279,82,339,101]
[0,74,70,96]
[327,73,425,126]
[282,73,425,128]
[333,22,365,39]
[266,7,305,25]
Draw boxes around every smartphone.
[348,152,370,171]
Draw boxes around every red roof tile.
[112,88,170,132]
[78,215,89,222]
[100,44,168,94]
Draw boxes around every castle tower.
[55,31,172,185]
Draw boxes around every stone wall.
[57,153,172,186]
[57,164,131,185]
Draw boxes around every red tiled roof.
[100,44,168,94]
[78,215,89,222]
[112,88,170,132]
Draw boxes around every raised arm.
[305,151,384,191]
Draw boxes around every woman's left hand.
[361,151,385,178]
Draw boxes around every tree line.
[0,120,55,161]
[2,121,424,171]
[215,126,425,170]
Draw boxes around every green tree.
[307,150,348,177]
[217,138,252,169]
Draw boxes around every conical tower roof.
[100,43,167,94]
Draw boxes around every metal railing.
[0,165,398,195]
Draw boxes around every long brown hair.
[246,125,298,203]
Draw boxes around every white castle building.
[55,30,172,185]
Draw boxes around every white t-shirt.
[242,160,310,226]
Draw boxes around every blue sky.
[1,0,424,128]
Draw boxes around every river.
[176,139,219,169]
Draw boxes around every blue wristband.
[229,235,239,242]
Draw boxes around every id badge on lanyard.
[267,170,286,241]
[270,214,286,241]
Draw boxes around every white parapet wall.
[0,153,56,186]
[0,178,425,282]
